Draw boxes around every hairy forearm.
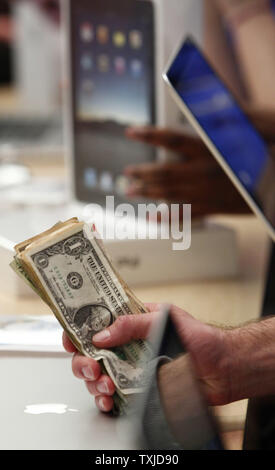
[228,317,275,402]
[157,316,275,410]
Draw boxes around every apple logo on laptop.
[24,404,78,415]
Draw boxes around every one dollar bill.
[10,219,152,414]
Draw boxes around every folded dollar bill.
[10,218,153,414]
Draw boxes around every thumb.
[92,312,158,348]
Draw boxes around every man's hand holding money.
[63,303,235,413]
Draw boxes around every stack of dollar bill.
[10,218,153,414]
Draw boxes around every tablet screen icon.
[97,25,109,44]
[131,59,142,77]
[98,54,110,73]
[113,31,126,48]
[84,168,97,189]
[80,22,94,42]
[129,30,142,49]
[114,57,126,75]
[80,54,93,71]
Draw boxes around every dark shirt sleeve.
[141,356,184,450]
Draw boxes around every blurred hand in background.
[124,127,251,219]
[124,107,275,218]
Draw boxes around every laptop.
[0,351,133,450]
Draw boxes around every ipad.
[163,37,275,241]
[133,306,224,450]
[67,0,156,205]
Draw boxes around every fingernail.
[82,366,95,380]
[124,168,133,176]
[128,126,144,134]
[125,128,135,135]
[96,382,109,394]
[126,188,138,196]
[93,329,111,343]
[127,182,142,195]
[98,397,106,411]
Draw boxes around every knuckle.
[115,315,128,328]
[116,315,131,329]
[85,381,98,396]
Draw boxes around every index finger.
[62,303,160,353]
[126,126,207,156]
[124,161,182,180]
[92,312,159,349]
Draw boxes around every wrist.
[225,318,275,402]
